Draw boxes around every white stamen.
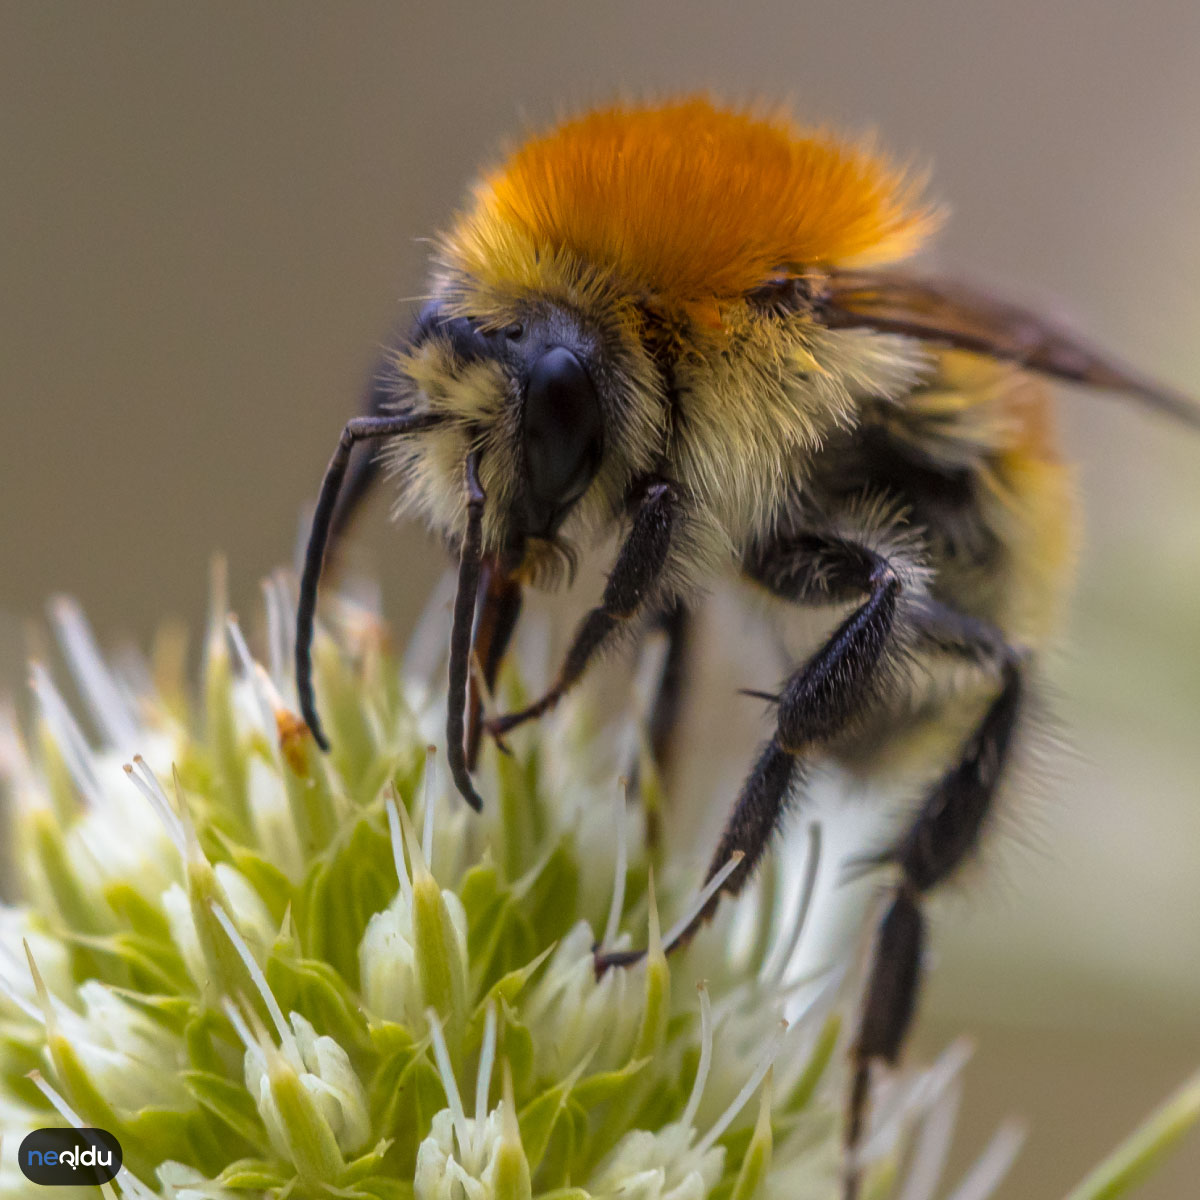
[0,959,42,1022]
[761,823,821,986]
[475,1000,497,1123]
[385,794,415,907]
[263,577,288,694]
[49,596,139,750]
[646,867,663,958]
[113,1169,159,1200]
[898,1078,962,1200]
[394,790,432,883]
[224,614,255,678]
[274,571,298,656]
[221,997,257,1052]
[28,1069,84,1125]
[30,663,102,807]
[426,1008,471,1161]
[421,746,438,866]
[404,572,457,689]
[209,902,296,1060]
[0,703,33,789]
[861,1038,974,1165]
[109,644,153,713]
[779,959,850,1042]
[601,779,630,949]
[695,1018,787,1156]
[28,1071,156,1200]
[123,757,186,856]
[664,852,744,953]
[943,1120,1026,1200]
[680,983,713,1132]
[225,618,274,734]
[19,940,69,1031]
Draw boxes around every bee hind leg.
[844,654,1023,1200]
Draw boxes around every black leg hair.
[692,554,901,929]
[295,411,441,752]
[487,480,680,737]
[596,531,904,971]
[843,657,1023,1200]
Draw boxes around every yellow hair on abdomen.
[444,98,939,320]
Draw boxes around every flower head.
[0,570,1191,1199]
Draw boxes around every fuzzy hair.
[376,98,1074,660]
[443,97,940,326]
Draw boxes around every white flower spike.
[0,580,1194,1200]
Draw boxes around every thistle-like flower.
[0,573,1195,1200]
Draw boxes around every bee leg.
[689,557,901,929]
[487,479,680,737]
[844,657,1022,1200]
[627,600,694,836]
[595,543,902,973]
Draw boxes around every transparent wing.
[820,268,1200,428]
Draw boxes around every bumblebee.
[294,98,1198,1195]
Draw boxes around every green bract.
[0,577,1194,1200]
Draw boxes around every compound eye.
[522,347,604,526]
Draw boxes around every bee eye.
[522,346,604,531]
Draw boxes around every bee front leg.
[486,479,680,738]
[624,600,694,846]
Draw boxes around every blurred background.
[2,3,1198,1195]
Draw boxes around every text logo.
[18,1128,122,1186]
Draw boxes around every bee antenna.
[445,451,487,811]
[295,411,441,752]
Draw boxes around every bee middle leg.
[684,546,904,933]
[596,527,911,971]
[843,639,1021,1200]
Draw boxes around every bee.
[294,98,1198,1196]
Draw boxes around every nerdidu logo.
[18,1127,122,1186]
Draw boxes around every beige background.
[2,3,1199,1196]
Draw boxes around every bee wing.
[820,269,1200,428]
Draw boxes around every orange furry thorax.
[444,98,939,322]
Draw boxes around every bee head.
[390,292,666,582]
